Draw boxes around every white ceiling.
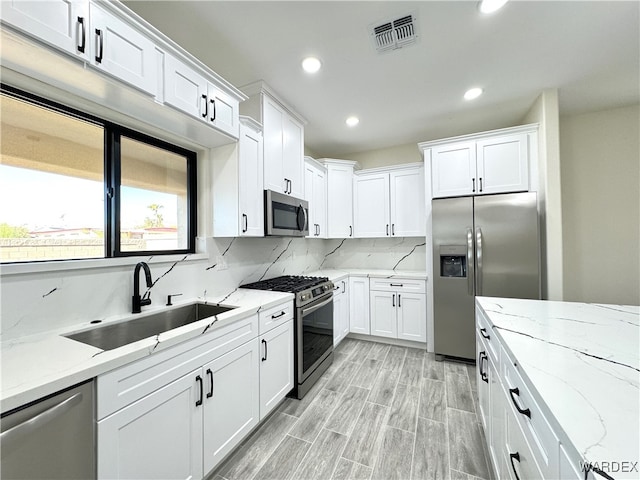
[124,1,640,158]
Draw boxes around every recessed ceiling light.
[464,87,483,101]
[346,116,359,127]
[478,0,509,14]
[302,57,322,73]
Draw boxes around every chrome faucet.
[132,262,153,313]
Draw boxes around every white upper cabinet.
[240,82,306,198]
[89,2,156,96]
[422,125,536,199]
[0,0,89,60]
[164,54,239,138]
[212,117,264,237]
[353,164,425,238]
[304,158,327,239]
[322,159,358,239]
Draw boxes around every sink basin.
[65,303,237,351]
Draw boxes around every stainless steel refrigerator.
[433,191,540,360]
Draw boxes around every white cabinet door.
[396,292,426,342]
[164,54,207,119]
[238,122,264,237]
[349,276,370,335]
[476,336,491,434]
[0,0,89,60]
[263,97,285,194]
[207,83,239,138]
[260,321,294,419]
[202,340,260,475]
[97,370,203,480]
[283,115,304,198]
[332,280,349,347]
[339,280,350,341]
[431,142,476,198]
[89,3,156,96]
[353,172,390,238]
[489,354,503,479]
[326,164,354,238]
[313,168,327,238]
[370,290,397,339]
[390,167,425,237]
[476,133,529,195]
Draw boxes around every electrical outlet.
[216,254,228,270]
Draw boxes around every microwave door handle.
[297,204,308,232]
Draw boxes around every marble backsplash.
[0,237,425,340]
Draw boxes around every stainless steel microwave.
[265,190,309,237]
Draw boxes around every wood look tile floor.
[212,338,492,480]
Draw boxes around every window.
[0,86,196,263]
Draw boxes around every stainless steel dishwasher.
[1,379,95,479]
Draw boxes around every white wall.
[559,104,640,305]
[522,89,563,300]
[337,143,422,169]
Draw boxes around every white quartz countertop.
[476,297,640,478]
[306,269,427,282]
[1,288,293,413]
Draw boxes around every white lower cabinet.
[349,276,370,335]
[370,290,397,338]
[98,370,203,480]
[259,320,294,420]
[369,278,427,342]
[202,341,260,474]
[333,279,350,346]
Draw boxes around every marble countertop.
[306,269,427,282]
[1,288,293,413]
[476,297,640,478]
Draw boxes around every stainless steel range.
[241,275,334,399]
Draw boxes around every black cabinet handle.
[472,178,476,192]
[242,213,248,233]
[342,280,346,290]
[77,17,86,53]
[398,294,401,307]
[479,177,483,192]
[271,311,286,319]
[206,369,214,398]
[262,339,268,361]
[392,294,395,307]
[195,375,203,406]
[210,98,216,121]
[392,223,395,235]
[95,28,103,63]
[509,387,531,418]
[478,352,488,383]
[509,452,521,480]
[201,94,208,118]
[390,283,403,287]
[480,328,490,340]
[349,225,353,237]
[386,224,389,236]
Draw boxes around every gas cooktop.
[241,275,330,294]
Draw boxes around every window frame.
[0,84,198,263]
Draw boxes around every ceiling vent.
[370,13,418,53]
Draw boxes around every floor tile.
[342,402,389,467]
[278,376,328,418]
[218,412,298,480]
[371,426,414,480]
[419,378,446,422]
[325,386,370,436]
[445,372,475,413]
[288,388,340,442]
[349,340,374,363]
[423,354,445,381]
[294,428,348,480]
[366,342,390,361]
[368,368,400,407]
[445,361,468,376]
[332,458,373,480]
[399,355,423,387]
[252,435,311,480]
[350,358,382,389]
[406,346,427,358]
[335,338,358,355]
[381,345,406,371]
[412,417,448,480]
[387,383,420,432]
[447,409,490,479]
[325,360,361,392]
[467,364,478,392]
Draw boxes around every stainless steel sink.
[64,303,237,351]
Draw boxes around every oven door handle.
[301,295,333,317]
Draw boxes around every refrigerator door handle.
[476,227,483,296]
[467,228,474,296]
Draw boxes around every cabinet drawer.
[369,277,426,294]
[476,307,499,365]
[504,399,544,480]
[502,352,559,477]
[259,301,293,334]
[97,314,258,419]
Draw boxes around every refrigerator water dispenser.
[439,245,467,277]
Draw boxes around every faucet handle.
[167,293,183,306]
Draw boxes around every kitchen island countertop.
[476,297,639,478]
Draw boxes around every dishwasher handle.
[0,392,82,446]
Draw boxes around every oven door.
[297,293,333,384]
[265,190,309,237]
